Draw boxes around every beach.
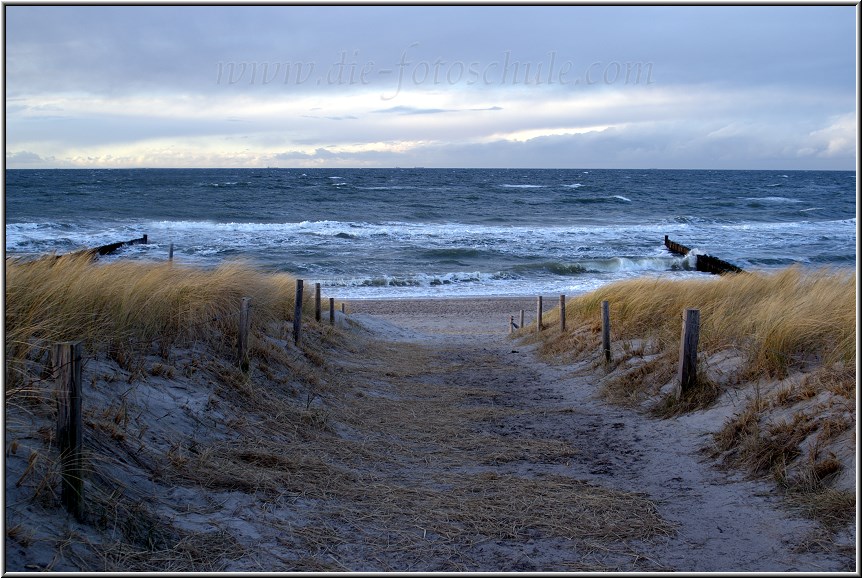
[4,282,855,571]
[345,296,540,335]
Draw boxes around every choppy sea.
[5,168,857,299]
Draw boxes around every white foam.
[742,196,802,203]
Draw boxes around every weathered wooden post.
[510,315,515,334]
[536,296,543,332]
[314,283,322,322]
[238,297,251,372]
[341,303,346,314]
[168,243,174,261]
[559,294,566,332]
[293,280,304,346]
[601,300,611,363]
[329,297,335,326]
[54,341,84,521]
[677,308,701,397]
[520,309,525,330]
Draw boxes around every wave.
[500,184,546,188]
[327,271,496,289]
[514,256,689,276]
[742,196,802,203]
[562,195,633,205]
[562,183,585,188]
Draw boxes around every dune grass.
[5,255,321,394]
[528,266,855,380]
[518,266,856,524]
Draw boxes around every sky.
[4,4,858,170]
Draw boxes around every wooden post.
[314,283,322,322]
[329,297,335,326]
[238,297,251,372]
[510,315,515,334]
[601,301,611,363]
[293,280,304,346]
[536,296,543,332]
[559,294,566,332]
[168,243,174,261]
[677,308,701,397]
[341,303,346,314]
[520,309,525,330]
[54,341,84,521]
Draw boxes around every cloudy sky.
[5,4,857,169]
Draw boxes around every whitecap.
[742,196,802,203]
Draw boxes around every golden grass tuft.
[5,256,317,387]
[524,267,855,400]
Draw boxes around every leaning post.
[54,341,84,521]
[559,294,566,332]
[601,300,612,363]
[293,280,304,346]
[536,296,543,332]
[238,297,251,372]
[677,308,701,397]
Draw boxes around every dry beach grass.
[4,258,856,571]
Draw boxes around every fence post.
[329,297,335,326]
[520,309,525,330]
[168,243,174,261]
[510,315,515,334]
[677,308,701,397]
[560,294,566,332]
[601,300,611,363]
[238,297,251,372]
[54,341,84,521]
[314,283,322,322]
[341,303,346,314]
[293,280,304,346]
[536,296,543,332]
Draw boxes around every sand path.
[309,298,853,572]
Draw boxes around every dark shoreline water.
[5,168,856,298]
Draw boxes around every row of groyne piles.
[663,235,744,275]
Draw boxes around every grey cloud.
[6,150,52,164]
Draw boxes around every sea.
[4,168,857,299]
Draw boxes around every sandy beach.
[345,296,541,335]
[4,294,855,572]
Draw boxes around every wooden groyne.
[90,234,148,257]
[664,235,744,275]
[63,234,148,260]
